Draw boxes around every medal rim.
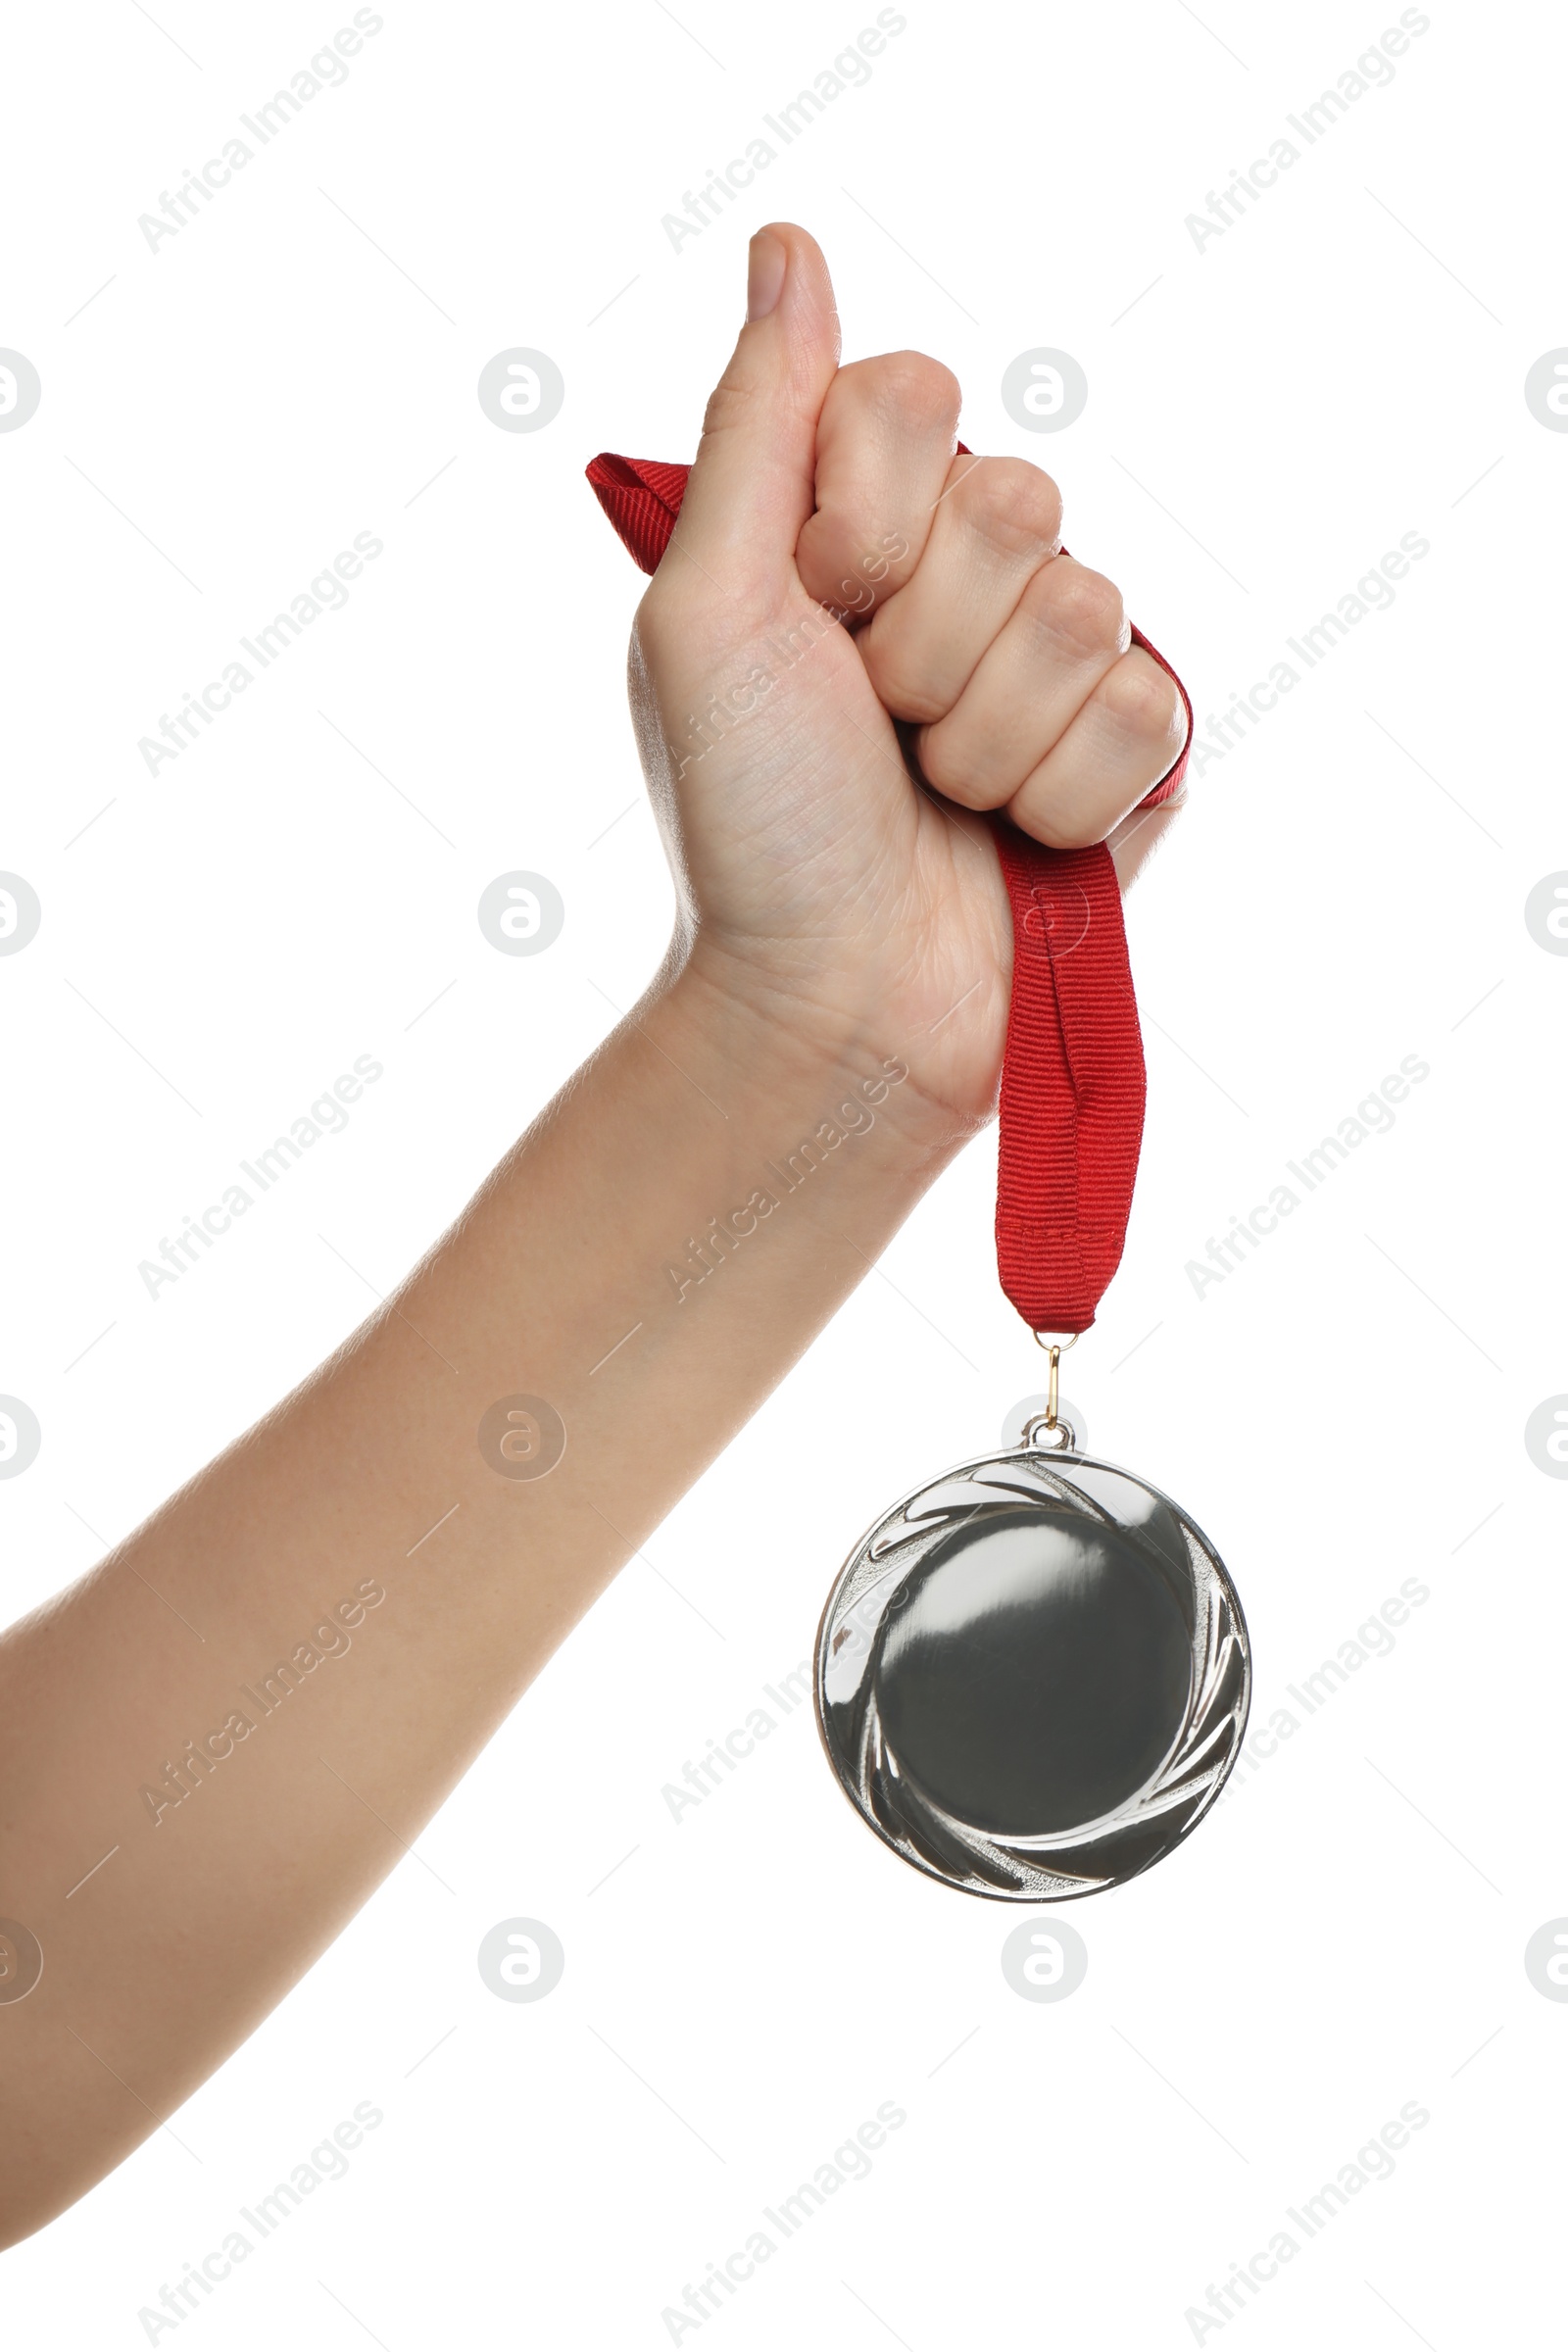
[812,1442,1252,1904]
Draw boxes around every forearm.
[0,960,963,2243]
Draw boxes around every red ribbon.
[586,451,1192,1336]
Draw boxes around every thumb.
[669,222,841,597]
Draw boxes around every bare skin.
[0,223,1187,2246]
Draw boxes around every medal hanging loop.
[1021,1408,1078,1453]
[1020,1329,1077,1449]
[1031,1329,1077,1428]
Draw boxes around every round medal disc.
[814,1439,1250,1901]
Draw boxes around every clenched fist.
[628,221,1189,1138]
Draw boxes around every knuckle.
[1028,561,1126,657]
[959,458,1063,561]
[699,366,764,444]
[1100,653,1184,745]
[853,349,962,431]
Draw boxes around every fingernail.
[747,229,787,321]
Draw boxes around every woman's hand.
[629,221,1189,1141]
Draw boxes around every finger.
[913,557,1129,809]
[668,223,842,600]
[858,454,1063,721]
[794,351,961,615]
[1003,648,1190,849]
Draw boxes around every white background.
[2,0,1565,2343]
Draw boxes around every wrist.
[648,949,975,1178]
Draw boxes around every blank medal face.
[814,1449,1250,1901]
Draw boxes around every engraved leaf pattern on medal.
[815,1452,1251,1903]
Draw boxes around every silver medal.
[814,1400,1250,1902]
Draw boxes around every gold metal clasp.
[1032,1328,1079,1432]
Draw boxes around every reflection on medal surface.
[814,1444,1250,1901]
